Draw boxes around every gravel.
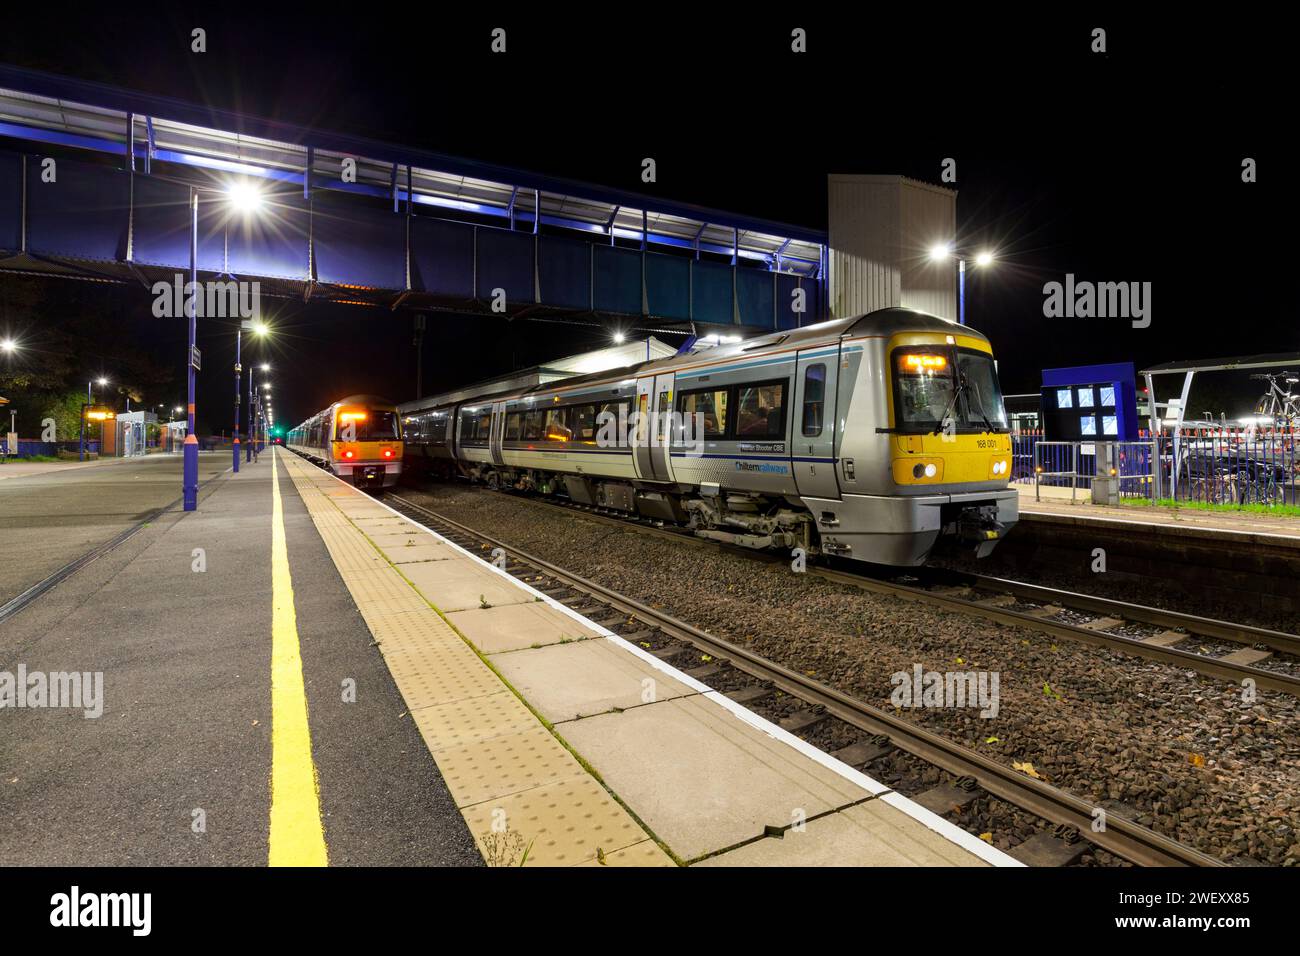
[406,483,1300,866]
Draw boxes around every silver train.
[401,308,1019,565]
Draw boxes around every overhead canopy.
[1142,353,1300,376]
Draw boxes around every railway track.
[442,485,1300,698]
[381,490,1226,868]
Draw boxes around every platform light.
[1,338,16,353]
[96,377,108,387]
[261,363,270,371]
[227,181,264,213]
[929,243,951,261]
[975,251,995,267]
[613,332,626,344]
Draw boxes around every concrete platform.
[280,451,1020,868]
[0,449,481,866]
[1017,483,1300,549]
[0,451,231,606]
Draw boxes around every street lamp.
[929,244,996,326]
[1,338,16,353]
[80,377,110,462]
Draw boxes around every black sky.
[0,10,1289,430]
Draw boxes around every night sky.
[0,12,1288,431]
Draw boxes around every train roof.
[401,308,983,412]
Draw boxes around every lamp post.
[183,179,265,506]
[929,244,995,326]
[233,325,242,473]
[80,376,108,462]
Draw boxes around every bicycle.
[1251,371,1300,424]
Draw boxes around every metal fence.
[1015,427,1299,506]
[1158,426,1297,506]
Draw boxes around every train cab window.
[678,388,728,438]
[802,364,826,437]
[338,409,399,441]
[735,381,786,438]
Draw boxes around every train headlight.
[923,463,938,478]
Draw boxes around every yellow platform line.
[268,451,329,867]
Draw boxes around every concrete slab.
[560,694,874,860]
[384,542,455,565]
[493,637,697,723]
[447,600,601,654]
[696,799,989,867]
[364,529,429,549]
[401,559,536,613]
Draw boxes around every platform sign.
[189,346,202,371]
[1040,363,1139,442]
[84,404,115,421]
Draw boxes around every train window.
[570,405,597,441]
[544,408,571,442]
[595,401,627,446]
[802,364,826,437]
[678,388,728,439]
[522,410,544,441]
[504,411,522,441]
[476,411,491,439]
[735,381,786,438]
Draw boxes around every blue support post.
[246,364,254,463]
[958,258,966,326]
[233,327,241,473]
[183,189,199,511]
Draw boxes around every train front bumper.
[336,461,401,488]
[804,488,1019,566]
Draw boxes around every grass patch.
[1120,497,1300,517]
[0,454,62,463]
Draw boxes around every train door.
[792,348,841,500]
[490,401,506,466]
[633,374,674,482]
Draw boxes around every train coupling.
[957,504,1007,558]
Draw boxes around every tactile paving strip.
[460,774,650,867]
[433,726,585,808]
[381,642,502,707]
[408,691,538,752]
[279,452,663,867]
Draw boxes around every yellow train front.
[286,394,403,490]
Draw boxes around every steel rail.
[384,492,1225,868]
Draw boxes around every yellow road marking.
[268,450,329,866]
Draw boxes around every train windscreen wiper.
[931,372,968,436]
[965,380,998,434]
